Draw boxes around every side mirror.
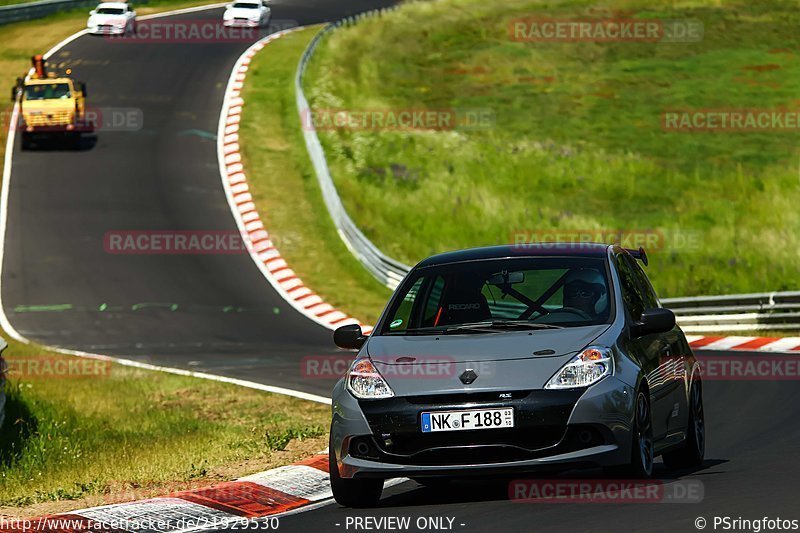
[89,10,96,15]
[334,324,367,350]
[632,308,675,337]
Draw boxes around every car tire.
[663,380,705,469]
[20,133,32,150]
[605,389,654,479]
[329,439,383,508]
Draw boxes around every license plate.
[421,408,514,433]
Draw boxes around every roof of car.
[416,243,612,268]
[96,2,129,8]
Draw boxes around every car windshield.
[380,257,612,335]
[231,2,259,7]
[96,7,125,14]
[24,83,72,100]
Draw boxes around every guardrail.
[295,10,410,290]
[0,0,146,26]
[294,12,799,332]
[663,291,800,333]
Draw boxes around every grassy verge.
[303,0,800,298]
[0,337,328,516]
[238,26,393,324]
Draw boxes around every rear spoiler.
[624,247,648,267]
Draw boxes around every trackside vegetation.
[302,0,800,298]
[0,338,328,513]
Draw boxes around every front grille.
[26,112,72,126]
[353,426,609,466]
[358,389,587,465]
[383,426,565,457]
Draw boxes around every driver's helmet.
[564,268,608,315]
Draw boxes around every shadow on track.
[20,134,98,152]
[372,460,728,509]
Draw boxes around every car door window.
[625,255,660,309]
[419,275,446,327]
[386,277,424,332]
[615,254,645,321]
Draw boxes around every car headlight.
[346,358,394,399]
[545,346,613,389]
[223,11,233,19]
[87,17,97,26]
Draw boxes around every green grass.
[0,338,329,509]
[238,26,392,324]
[302,0,800,298]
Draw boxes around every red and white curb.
[216,28,373,335]
[0,454,335,532]
[687,335,800,353]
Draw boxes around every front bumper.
[331,376,636,479]
[88,25,126,35]
[223,18,260,27]
[21,123,93,134]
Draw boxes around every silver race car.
[329,243,704,507]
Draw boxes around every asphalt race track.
[3,2,799,532]
[2,0,394,397]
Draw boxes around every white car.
[87,2,136,35]
[223,0,271,27]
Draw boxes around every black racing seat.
[438,292,492,325]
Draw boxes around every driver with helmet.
[562,269,608,319]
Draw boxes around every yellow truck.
[12,55,92,149]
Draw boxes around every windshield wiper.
[392,327,448,336]
[445,320,564,334]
